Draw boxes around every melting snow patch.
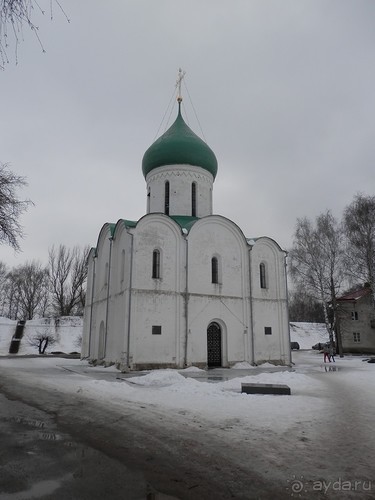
[231,361,255,369]
[257,362,278,368]
[179,366,204,372]
[128,370,188,387]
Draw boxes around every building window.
[192,182,197,217]
[164,181,170,215]
[211,257,219,284]
[260,263,267,289]
[104,262,109,287]
[152,325,162,335]
[351,311,359,320]
[152,250,161,279]
[264,327,272,335]
[353,332,361,343]
[120,249,125,283]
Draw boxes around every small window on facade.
[351,311,359,320]
[120,249,125,283]
[192,182,197,217]
[147,188,151,212]
[152,250,161,279]
[104,262,109,287]
[164,181,170,215]
[264,327,272,335]
[353,332,361,343]
[260,263,267,289]
[152,325,162,335]
[211,257,219,284]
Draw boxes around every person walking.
[329,344,335,362]
[323,344,330,363]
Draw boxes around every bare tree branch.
[6,260,49,319]
[343,194,375,305]
[0,163,33,251]
[49,244,90,316]
[0,0,69,68]
[289,211,345,342]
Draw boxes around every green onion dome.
[142,107,218,179]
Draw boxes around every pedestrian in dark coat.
[329,345,335,362]
[323,345,330,363]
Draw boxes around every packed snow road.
[0,351,374,499]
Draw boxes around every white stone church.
[82,96,291,370]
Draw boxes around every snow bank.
[129,369,187,387]
[0,316,83,355]
[231,361,255,369]
[0,317,17,355]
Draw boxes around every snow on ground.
[1,351,375,455]
[1,318,374,440]
[0,316,82,355]
[290,321,329,348]
[0,317,16,355]
[0,319,367,436]
[1,320,374,497]
[0,355,326,436]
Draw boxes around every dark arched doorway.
[207,322,222,367]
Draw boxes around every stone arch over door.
[207,322,222,367]
[98,321,106,360]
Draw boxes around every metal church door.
[207,322,222,367]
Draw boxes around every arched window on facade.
[211,256,219,284]
[192,182,197,217]
[120,249,125,284]
[104,262,109,287]
[152,249,161,279]
[164,181,170,215]
[260,262,267,289]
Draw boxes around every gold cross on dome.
[176,68,186,103]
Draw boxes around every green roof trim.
[121,219,137,228]
[142,107,218,179]
[108,223,116,237]
[170,215,199,233]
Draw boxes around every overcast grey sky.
[2,0,375,268]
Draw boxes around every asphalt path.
[0,363,283,500]
[0,354,374,500]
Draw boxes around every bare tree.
[7,260,50,319]
[289,211,345,347]
[49,244,90,316]
[288,285,325,323]
[0,0,69,68]
[0,260,8,316]
[26,327,56,354]
[343,194,375,305]
[0,164,33,251]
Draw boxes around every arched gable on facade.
[249,236,287,299]
[131,213,185,292]
[187,215,249,298]
[110,219,137,294]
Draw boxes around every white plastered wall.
[186,216,251,366]
[127,214,186,368]
[250,237,290,365]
